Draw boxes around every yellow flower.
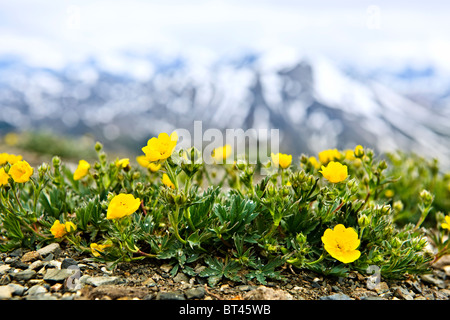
[0,167,10,186]
[385,189,394,198]
[73,160,90,181]
[321,224,361,263]
[115,158,130,169]
[442,215,450,231]
[271,153,292,169]
[106,193,141,220]
[142,132,178,162]
[320,161,348,183]
[65,221,77,233]
[308,156,320,169]
[0,153,23,166]
[354,145,364,158]
[50,220,67,238]
[148,162,161,172]
[90,243,111,257]
[0,153,7,165]
[318,149,341,164]
[162,173,175,189]
[9,160,33,183]
[344,149,355,161]
[212,145,232,163]
[50,220,76,238]
[136,155,161,172]
[136,155,150,168]
[4,133,19,146]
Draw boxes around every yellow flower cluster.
[0,153,23,165]
[50,220,77,238]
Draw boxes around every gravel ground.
[0,242,449,301]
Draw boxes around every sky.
[1,0,450,77]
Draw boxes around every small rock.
[352,288,378,299]
[9,248,23,257]
[173,272,189,283]
[11,269,36,281]
[443,265,450,277]
[44,268,78,283]
[27,285,48,296]
[320,293,353,300]
[61,258,78,269]
[87,285,150,300]
[86,276,120,287]
[50,283,64,292]
[237,285,255,291]
[21,251,41,263]
[7,283,26,296]
[9,260,29,269]
[393,287,414,300]
[439,289,450,298]
[0,265,11,275]
[26,293,58,300]
[185,286,206,299]
[0,275,11,285]
[160,264,173,273]
[142,277,156,287]
[0,286,13,300]
[156,292,186,300]
[243,286,294,300]
[29,260,44,271]
[36,243,61,258]
[373,282,390,294]
[420,274,445,289]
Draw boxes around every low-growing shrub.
[1,134,449,286]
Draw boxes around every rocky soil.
[0,243,449,301]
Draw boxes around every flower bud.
[393,200,404,212]
[354,145,364,158]
[377,160,388,171]
[52,156,61,167]
[296,233,307,245]
[358,214,370,228]
[419,189,433,206]
[95,141,103,152]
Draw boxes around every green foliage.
[1,141,449,287]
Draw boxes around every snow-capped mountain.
[0,54,449,168]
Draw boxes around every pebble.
[420,274,446,289]
[0,265,11,274]
[393,287,414,300]
[0,286,13,300]
[320,293,353,300]
[61,258,78,269]
[44,268,78,283]
[160,264,173,273]
[7,283,26,296]
[21,251,41,263]
[27,285,48,296]
[11,269,36,281]
[36,243,61,258]
[156,292,186,300]
[185,286,206,299]
[85,276,121,287]
[173,272,189,284]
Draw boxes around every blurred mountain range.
[1,53,450,168]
